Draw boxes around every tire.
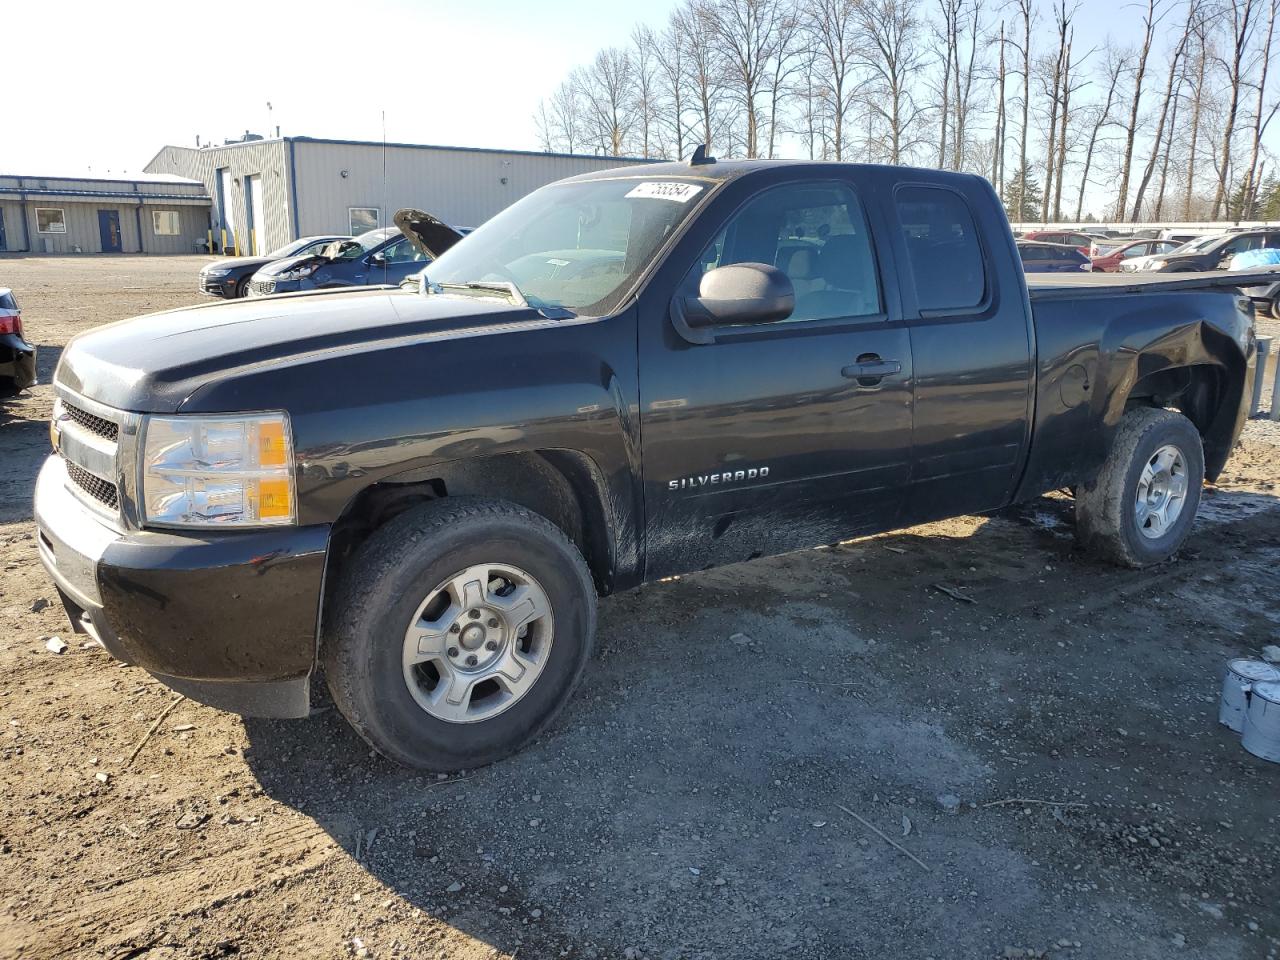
[1269,297,1280,322]
[323,497,596,770]
[1075,407,1204,567]
[235,277,251,299]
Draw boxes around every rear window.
[0,292,16,310]
[895,186,986,312]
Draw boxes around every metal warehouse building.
[0,173,211,254]
[144,136,648,256]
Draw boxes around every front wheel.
[1075,408,1204,567]
[323,498,596,770]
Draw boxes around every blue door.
[98,210,123,253]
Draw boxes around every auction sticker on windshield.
[625,182,704,203]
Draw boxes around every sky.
[7,0,1260,216]
[6,0,671,177]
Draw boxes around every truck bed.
[1026,267,1280,300]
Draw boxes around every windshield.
[420,177,712,315]
[266,237,324,259]
[1170,235,1221,254]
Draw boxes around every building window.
[152,210,181,236]
[35,208,66,234]
[349,207,380,236]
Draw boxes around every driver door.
[637,175,914,579]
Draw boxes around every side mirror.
[368,253,387,267]
[672,263,794,344]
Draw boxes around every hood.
[393,208,464,260]
[202,256,269,273]
[257,252,324,277]
[54,289,545,413]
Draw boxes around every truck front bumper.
[33,456,330,718]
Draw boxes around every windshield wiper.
[430,280,575,320]
[433,280,528,306]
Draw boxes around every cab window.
[688,181,881,322]
[895,186,986,312]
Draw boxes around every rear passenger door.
[637,173,914,579]
[875,175,1035,523]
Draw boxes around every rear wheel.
[323,498,596,770]
[1075,407,1204,567]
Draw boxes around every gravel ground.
[0,255,1278,960]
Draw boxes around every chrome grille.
[63,402,119,441]
[65,461,119,510]
[53,389,131,521]
[249,279,275,296]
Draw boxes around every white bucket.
[1241,680,1280,763]
[1219,659,1280,733]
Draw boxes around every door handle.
[841,356,902,382]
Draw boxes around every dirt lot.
[1,255,1278,960]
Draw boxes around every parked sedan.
[248,224,456,296]
[199,235,350,299]
[0,288,35,398]
[1020,230,1095,253]
[1120,234,1222,272]
[1090,239,1181,273]
[1149,229,1280,272]
[1016,241,1092,273]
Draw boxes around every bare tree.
[536,78,586,154]
[764,1,805,157]
[992,21,1007,191]
[1051,33,1085,220]
[579,49,636,156]
[1182,9,1211,217]
[1010,0,1035,221]
[1115,0,1169,221]
[857,0,928,163]
[679,0,727,153]
[951,0,985,170]
[1243,0,1278,212]
[630,26,660,158]
[652,11,691,159]
[1075,46,1126,220]
[708,0,793,157]
[1040,0,1075,220]
[805,0,865,160]
[1131,0,1195,220]
[935,0,959,166]
[1211,0,1260,217]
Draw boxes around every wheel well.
[323,451,616,607]
[1122,362,1234,480]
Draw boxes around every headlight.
[140,413,296,528]
[1148,259,1167,270]
[203,267,232,277]
[275,263,320,282]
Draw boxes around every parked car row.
[198,236,350,299]
[198,219,473,299]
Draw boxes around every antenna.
[689,144,716,166]
[381,109,388,283]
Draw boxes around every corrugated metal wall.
[144,141,292,253]
[0,175,210,254]
[292,141,647,236]
[0,202,19,251]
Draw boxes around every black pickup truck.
[35,160,1259,770]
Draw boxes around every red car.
[1090,239,1181,273]
[1019,230,1097,254]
